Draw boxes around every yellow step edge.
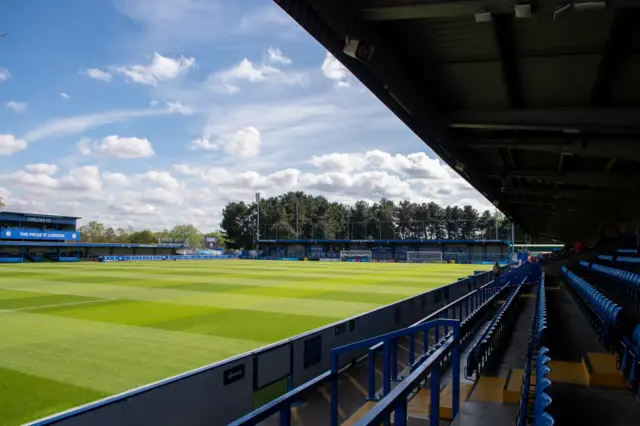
[469,376,506,403]
[407,382,472,420]
[584,353,627,389]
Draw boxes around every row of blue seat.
[560,266,621,351]
[465,284,522,377]
[620,325,640,399]
[517,273,554,426]
[597,254,640,274]
[579,261,640,311]
[0,257,22,263]
[616,249,638,254]
[534,347,555,426]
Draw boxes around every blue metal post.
[279,405,291,426]
[465,296,469,318]
[409,334,415,367]
[444,309,449,335]
[394,398,408,426]
[330,353,338,426]
[368,350,376,400]
[452,322,461,419]
[391,339,398,381]
[383,341,391,396]
[423,330,429,353]
[430,367,440,426]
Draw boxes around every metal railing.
[355,322,460,426]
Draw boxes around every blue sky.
[0,0,491,231]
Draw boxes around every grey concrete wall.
[31,271,494,426]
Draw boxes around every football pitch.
[0,260,489,425]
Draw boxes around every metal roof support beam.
[357,0,521,21]
[490,171,639,191]
[502,188,616,202]
[449,108,640,134]
[493,14,523,108]
[466,139,640,162]
[590,10,637,105]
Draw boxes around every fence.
[99,255,238,262]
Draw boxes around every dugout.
[257,239,510,263]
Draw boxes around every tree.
[169,224,203,249]
[221,201,255,249]
[0,197,5,211]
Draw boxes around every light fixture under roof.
[475,12,492,23]
[515,4,532,18]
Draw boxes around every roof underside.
[274,0,640,242]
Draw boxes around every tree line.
[77,222,224,249]
[221,191,519,249]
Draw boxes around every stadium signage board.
[204,236,220,249]
[0,228,80,241]
[222,364,245,385]
[26,216,53,223]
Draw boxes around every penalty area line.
[0,298,116,313]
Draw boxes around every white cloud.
[24,105,191,142]
[208,53,305,93]
[321,52,350,88]
[114,52,195,86]
[190,126,261,158]
[0,166,102,192]
[0,67,10,83]
[309,151,453,179]
[138,171,180,190]
[267,48,291,65]
[25,164,58,175]
[150,100,159,106]
[102,172,131,187]
[78,135,155,159]
[137,187,183,205]
[6,101,27,113]
[84,68,112,82]
[218,59,280,83]
[0,134,27,155]
[60,92,71,99]
[166,101,194,115]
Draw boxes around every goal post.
[340,250,372,262]
[406,251,443,263]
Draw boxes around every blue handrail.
[329,319,460,426]
[355,321,460,426]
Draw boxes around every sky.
[0,0,493,231]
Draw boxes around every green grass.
[0,260,489,425]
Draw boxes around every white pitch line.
[0,298,115,313]
[3,287,115,300]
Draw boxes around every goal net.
[406,251,443,263]
[340,250,372,262]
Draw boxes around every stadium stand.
[559,266,621,351]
